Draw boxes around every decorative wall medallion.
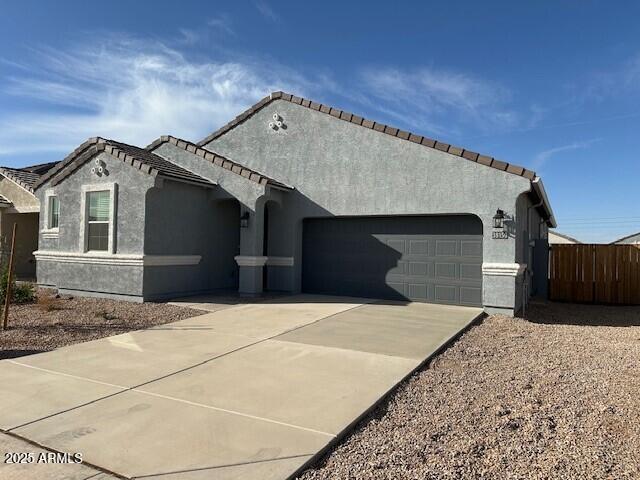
[268,113,287,131]
[91,158,108,177]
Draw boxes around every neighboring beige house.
[611,232,640,245]
[549,230,581,245]
[0,162,58,279]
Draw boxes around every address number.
[492,231,508,239]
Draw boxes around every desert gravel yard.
[0,289,203,359]
[298,301,640,480]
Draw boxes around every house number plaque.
[492,231,508,239]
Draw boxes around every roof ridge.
[34,137,214,190]
[148,135,292,189]
[197,91,537,181]
[610,231,640,244]
[550,230,582,244]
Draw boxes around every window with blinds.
[48,196,59,229]
[87,190,110,251]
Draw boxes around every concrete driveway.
[0,295,482,479]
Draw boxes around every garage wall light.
[240,211,250,228]
[493,209,505,230]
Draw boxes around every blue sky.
[1,0,639,242]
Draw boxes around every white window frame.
[79,183,118,254]
[41,189,60,238]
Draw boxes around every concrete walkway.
[0,295,482,479]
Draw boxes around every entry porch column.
[235,202,266,296]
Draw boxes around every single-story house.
[33,92,556,316]
[611,231,640,245]
[0,161,59,279]
[549,230,581,245]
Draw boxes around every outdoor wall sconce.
[240,211,250,228]
[493,209,505,229]
[492,209,508,239]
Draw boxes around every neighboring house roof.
[0,167,42,192]
[147,135,293,190]
[549,231,582,244]
[610,231,640,244]
[34,138,215,190]
[0,160,60,193]
[19,161,60,175]
[0,193,11,206]
[197,91,556,227]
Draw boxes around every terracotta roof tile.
[434,141,450,152]
[147,136,292,190]
[33,138,214,190]
[0,160,60,192]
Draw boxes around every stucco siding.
[0,212,38,279]
[35,151,155,297]
[201,99,535,310]
[0,176,39,210]
[143,180,239,297]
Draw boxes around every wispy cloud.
[531,139,600,170]
[359,67,517,137]
[0,31,530,164]
[254,1,279,22]
[0,36,325,160]
[207,14,235,36]
[579,53,640,103]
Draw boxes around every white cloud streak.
[531,139,600,170]
[0,34,526,163]
[0,36,322,159]
[207,15,236,36]
[254,1,279,22]
[359,67,517,137]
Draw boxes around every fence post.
[2,223,17,330]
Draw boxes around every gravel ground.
[0,289,202,359]
[299,301,640,480]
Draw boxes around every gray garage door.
[302,215,483,306]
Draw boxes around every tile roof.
[147,135,292,190]
[0,160,60,193]
[610,231,640,245]
[19,161,60,175]
[34,138,215,190]
[197,91,537,181]
[0,168,41,192]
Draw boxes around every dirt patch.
[298,301,640,480]
[0,289,203,359]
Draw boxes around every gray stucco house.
[611,232,640,245]
[33,91,555,316]
[0,161,59,279]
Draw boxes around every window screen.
[49,196,59,229]
[87,191,110,251]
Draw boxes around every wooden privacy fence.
[549,244,640,304]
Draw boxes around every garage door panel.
[408,262,428,276]
[460,263,482,280]
[302,216,482,306]
[435,240,458,256]
[409,240,429,255]
[435,262,457,279]
[461,240,482,257]
[461,287,482,305]
[408,283,428,300]
[434,285,458,303]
